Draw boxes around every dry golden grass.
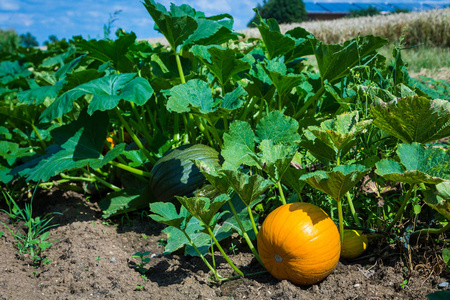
[240,8,450,47]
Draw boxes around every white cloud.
[0,0,20,11]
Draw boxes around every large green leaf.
[252,140,298,182]
[190,45,250,86]
[166,79,214,114]
[222,121,257,170]
[255,12,314,62]
[370,96,450,144]
[305,111,372,158]
[300,164,369,201]
[40,73,153,122]
[17,81,65,106]
[195,160,230,194]
[19,110,111,182]
[75,33,136,73]
[375,143,450,184]
[423,182,450,221]
[255,110,301,144]
[261,59,303,101]
[99,188,150,218]
[311,35,388,83]
[162,217,211,256]
[143,0,198,52]
[176,194,229,227]
[220,170,272,206]
[149,202,191,229]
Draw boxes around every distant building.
[305,1,449,20]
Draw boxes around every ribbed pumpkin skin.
[257,202,341,285]
[149,144,220,203]
[341,230,368,259]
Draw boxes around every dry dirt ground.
[0,188,449,300]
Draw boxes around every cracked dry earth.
[0,188,448,299]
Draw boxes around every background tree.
[19,32,39,47]
[348,6,380,18]
[0,29,20,53]
[248,0,307,27]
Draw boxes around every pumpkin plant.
[257,202,341,285]
[300,164,370,243]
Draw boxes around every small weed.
[134,285,144,291]
[0,189,61,265]
[95,256,102,263]
[132,251,151,273]
[142,234,148,240]
[0,231,4,238]
[400,279,408,289]
[229,243,238,255]
[157,238,166,247]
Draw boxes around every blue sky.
[0,0,448,45]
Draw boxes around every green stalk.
[181,230,224,281]
[114,107,156,165]
[58,173,121,192]
[277,181,287,205]
[30,122,46,151]
[175,53,186,84]
[239,96,257,121]
[385,184,415,233]
[205,226,244,277]
[85,173,122,192]
[346,191,362,227]
[205,115,223,149]
[410,222,450,237]
[108,160,152,180]
[293,85,325,119]
[247,205,259,238]
[227,199,263,266]
[196,118,214,148]
[337,198,345,244]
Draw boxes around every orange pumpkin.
[257,202,341,285]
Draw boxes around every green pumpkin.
[149,144,220,202]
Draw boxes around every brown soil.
[0,188,448,300]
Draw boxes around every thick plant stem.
[385,184,415,233]
[175,53,186,84]
[58,173,121,192]
[205,226,244,277]
[293,85,325,119]
[346,191,362,227]
[410,221,450,237]
[114,108,156,165]
[337,198,345,244]
[205,115,223,149]
[181,230,223,281]
[247,205,259,238]
[227,200,263,266]
[30,122,46,151]
[108,161,152,179]
[277,181,287,205]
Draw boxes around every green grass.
[379,45,450,74]
[304,45,450,80]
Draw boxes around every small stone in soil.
[438,282,449,289]
[110,257,116,263]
